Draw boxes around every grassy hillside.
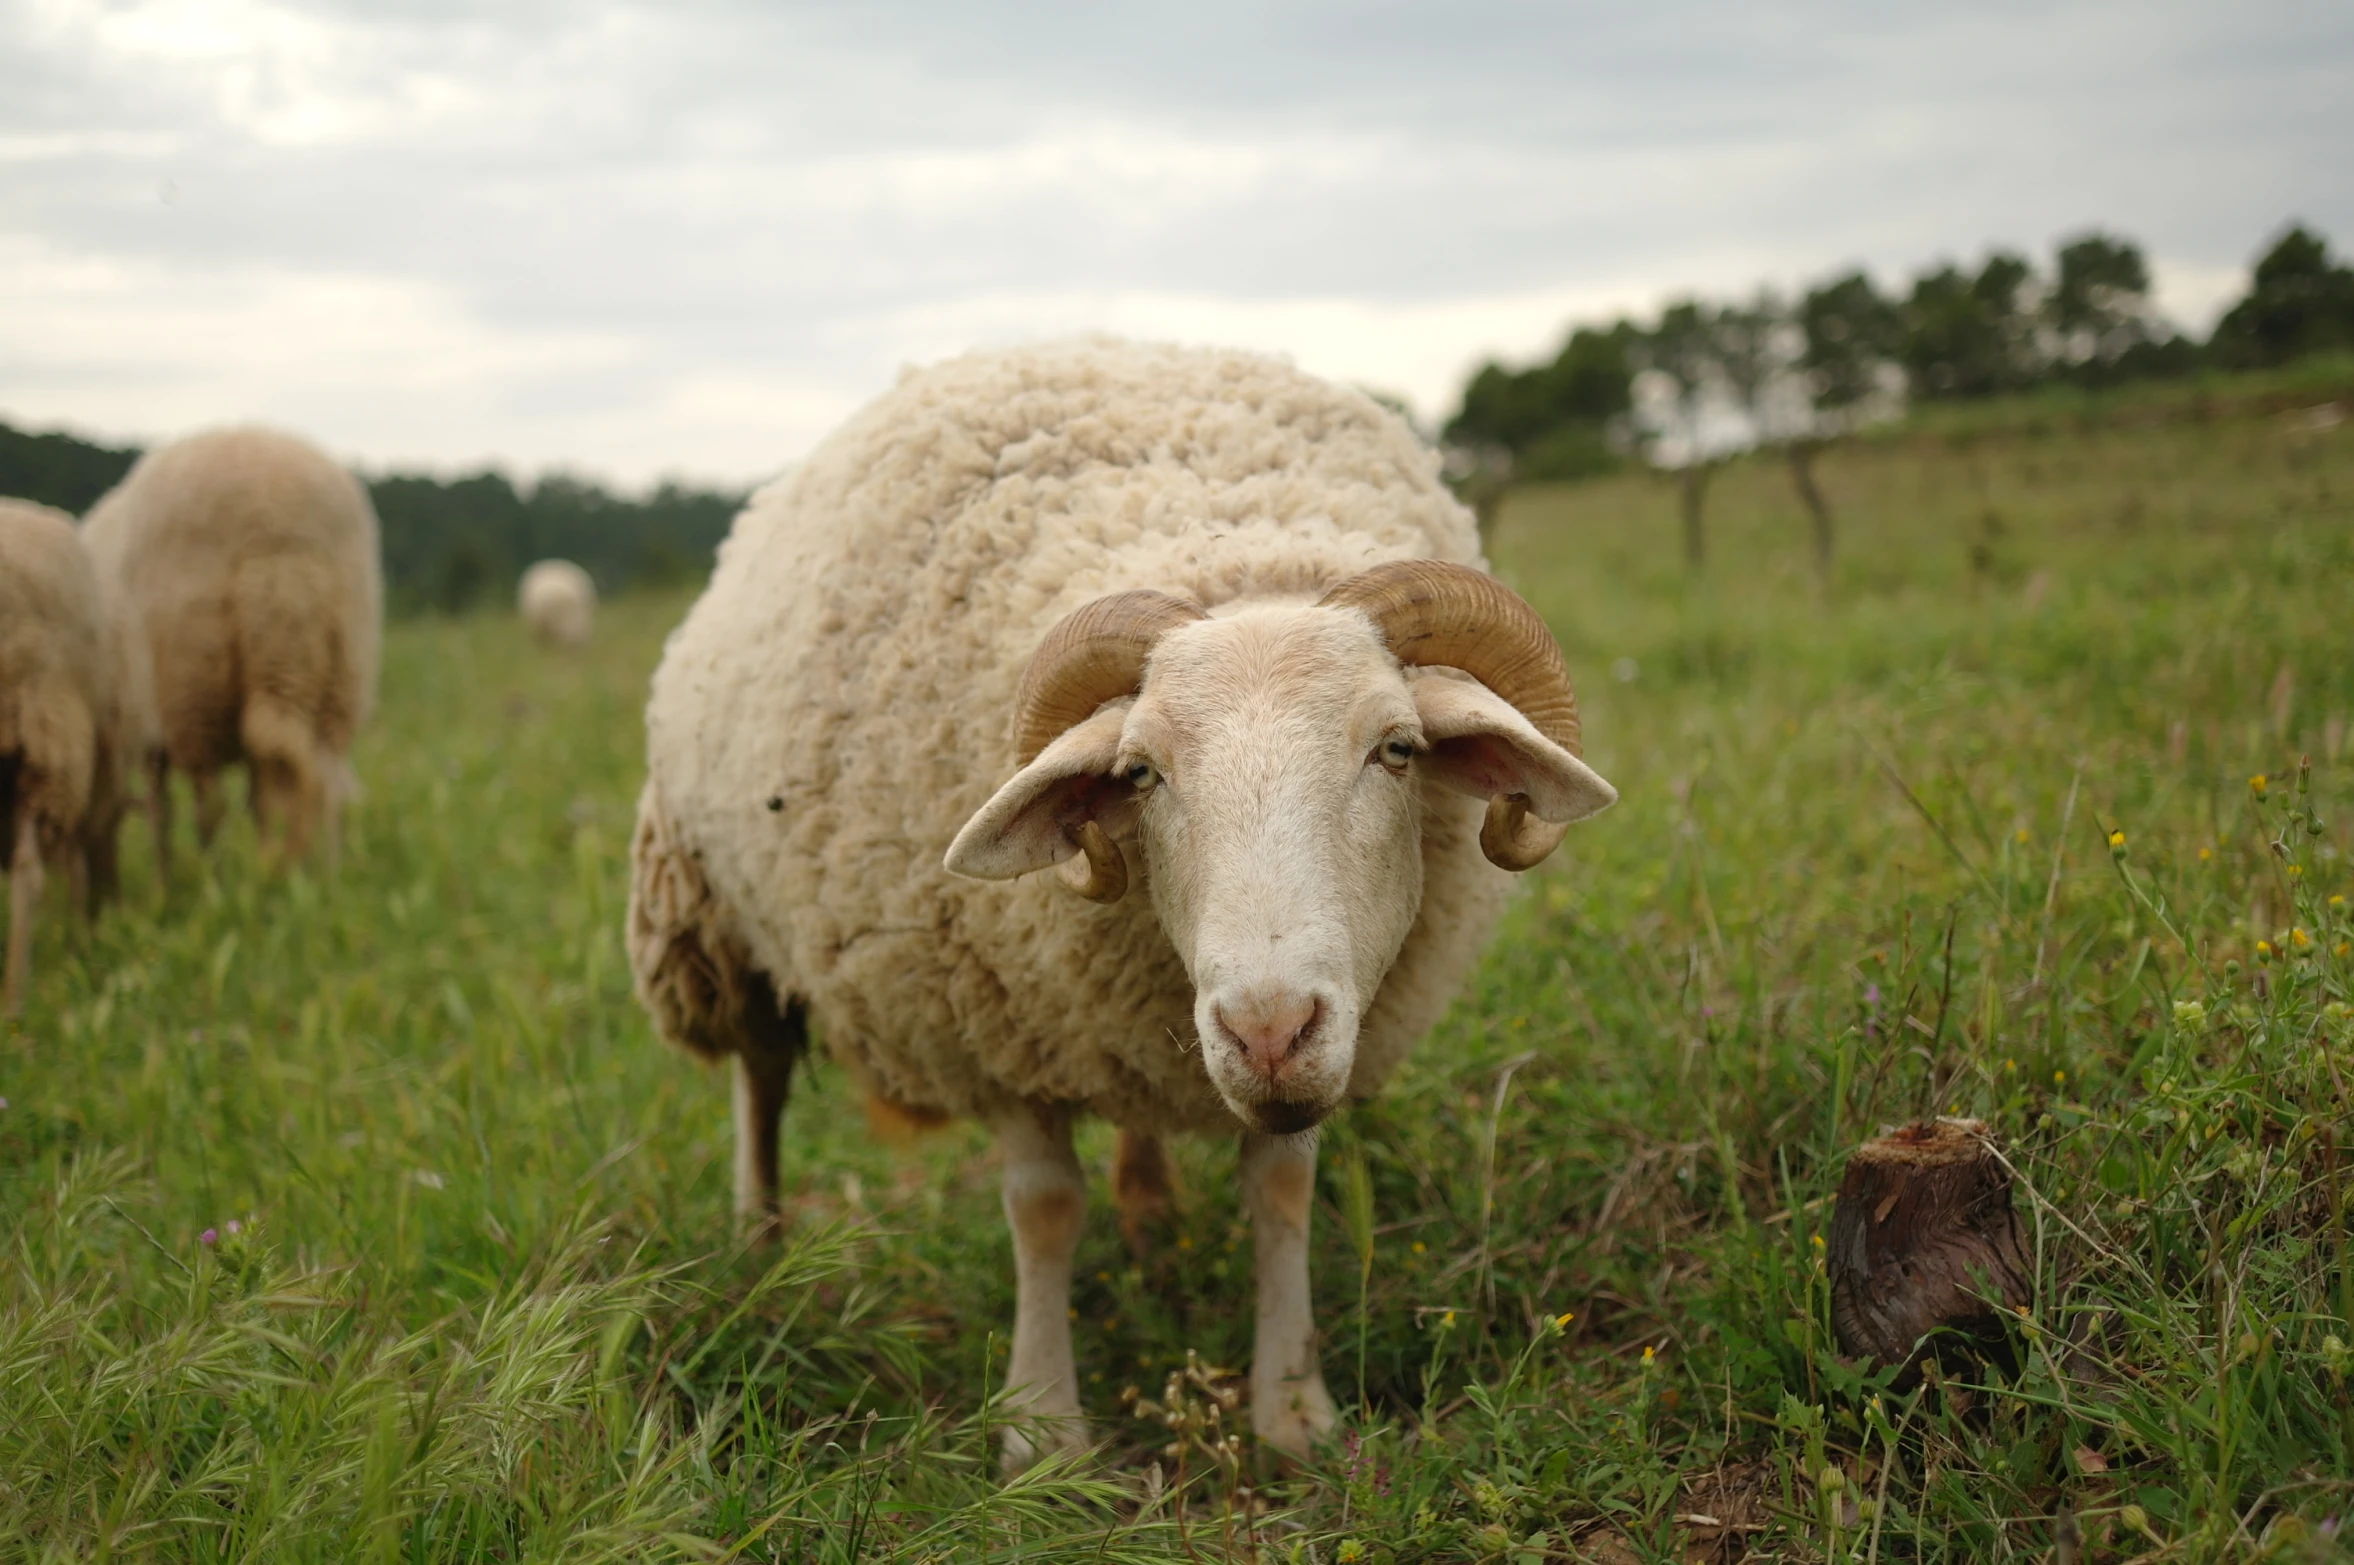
[2,393,2351,1561]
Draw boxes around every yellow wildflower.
[2251,774,2269,796]
[2292,928,2312,949]
[2108,829,2126,848]
[2199,846,2214,862]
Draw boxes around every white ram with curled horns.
[626,338,1617,1466]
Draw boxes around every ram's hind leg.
[1112,1128,1175,1253]
[993,1102,1089,1470]
[6,811,43,1018]
[1241,1130,1338,1460]
[732,977,809,1228]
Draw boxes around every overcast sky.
[4,0,2349,487]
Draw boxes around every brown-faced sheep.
[627,339,1617,1466]
[1,498,140,1014]
[82,428,382,870]
[518,559,597,647]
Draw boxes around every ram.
[628,339,1616,1464]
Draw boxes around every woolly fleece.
[519,559,598,647]
[0,499,118,851]
[631,338,1520,1136]
[82,427,382,830]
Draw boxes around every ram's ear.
[945,705,1139,882]
[1411,675,1617,825]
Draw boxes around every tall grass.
[3,391,2350,1560]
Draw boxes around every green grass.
[4,384,2353,1561]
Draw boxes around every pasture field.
[5,377,2354,1562]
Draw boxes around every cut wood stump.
[1828,1118,2032,1385]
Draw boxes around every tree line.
[0,420,745,615]
[9,220,2349,606]
[1444,221,2354,574]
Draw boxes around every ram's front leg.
[1241,1129,1337,1459]
[993,1101,1090,1469]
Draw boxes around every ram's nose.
[1212,988,1324,1087]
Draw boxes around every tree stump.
[1828,1119,2032,1385]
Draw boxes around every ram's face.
[947,577,1617,1135]
[1111,609,1422,1131]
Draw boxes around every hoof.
[1252,1375,1338,1463]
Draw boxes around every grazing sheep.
[627,339,1617,1464]
[82,428,382,870]
[518,559,598,648]
[0,499,139,1014]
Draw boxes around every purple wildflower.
[200,1228,218,1246]
[225,1219,242,1236]
[1864,984,1881,1006]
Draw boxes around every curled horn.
[1011,588,1205,902]
[1013,589,1208,763]
[1058,819,1129,903]
[1317,559,1582,872]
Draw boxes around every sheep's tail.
[627,776,797,1064]
[232,553,358,862]
[631,777,812,1221]
[237,693,326,858]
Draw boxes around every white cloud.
[0,235,634,470]
[0,0,2346,483]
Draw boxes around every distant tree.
[1791,271,1905,575]
[1902,252,2043,398]
[1628,299,1729,572]
[1446,322,1634,468]
[1444,321,1635,538]
[2210,223,2354,368]
[2048,231,2155,370]
[366,464,742,612]
[0,421,140,513]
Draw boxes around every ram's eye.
[1124,760,1160,792]
[1376,738,1416,774]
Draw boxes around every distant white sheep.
[518,559,597,647]
[0,499,142,1013]
[83,427,382,870]
[627,340,1616,1465]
